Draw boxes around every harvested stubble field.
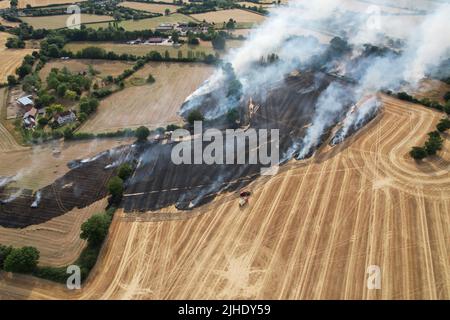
[191,8,266,26]
[20,14,114,30]
[38,59,135,80]
[0,32,35,82]
[119,1,181,14]
[0,88,26,152]
[78,62,214,133]
[1,95,450,299]
[0,138,133,265]
[0,16,20,27]
[89,13,196,31]
[0,0,9,9]
[64,41,216,58]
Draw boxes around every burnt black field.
[0,71,354,229]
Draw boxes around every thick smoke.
[295,83,354,159]
[182,0,450,159]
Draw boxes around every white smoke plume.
[331,96,381,145]
[31,191,42,208]
[183,0,450,158]
[296,82,353,159]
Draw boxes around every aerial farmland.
[0,0,449,305]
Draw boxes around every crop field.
[78,62,214,134]
[38,59,135,80]
[89,13,196,31]
[119,1,181,14]
[0,32,35,83]
[0,137,133,266]
[20,14,114,30]
[191,9,266,27]
[0,88,26,152]
[64,41,216,58]
[0,0,9,9]
[0,16,20,27]
[1,95,449,299]
[9,0,88,8]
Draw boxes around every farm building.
[156,23,174,32]
[17,95,34,108]
[22,107,37,128]
[146,37,165,44]
[55,110,76,125]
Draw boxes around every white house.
[55,110,76,126]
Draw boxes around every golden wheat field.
[78,62,214,134]
[1,95,449,299]
[0,32,35,83]
[191,9,266,26]
[118,1,181,14]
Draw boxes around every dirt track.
[1,95,450,299]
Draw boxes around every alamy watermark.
[366,265,381,290]
[170,121,280,175]
[66,265,81,290]
[66,5,81,30]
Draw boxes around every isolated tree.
[171,31,180,43]
[10,0,18,8]
[135,126,150,142]
[226,19,236,30]
[409,146,427,160]
[212,33,226,50]
[165,8,171,16]
[117,163,133,181]
[80,213,111,246]
[3,246,39,273]
[147,74,155,84]
[164,50,170,60]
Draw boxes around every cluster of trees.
[222,62,242,99]
[236,4,268,15]
[107,161,135,205]
[79,0,157,21]
[5,37,25,48]
[46,67,92,98]
[0,244,40,274]
[14,53,37,79]
[396,92,450,114]
[71,45,216,64]
[259,53,279,66]
[410,126,448,160]
[176,0,269,15]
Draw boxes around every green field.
[64,41,217,58]
[21,14,114,30]
[88,13,197,31]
